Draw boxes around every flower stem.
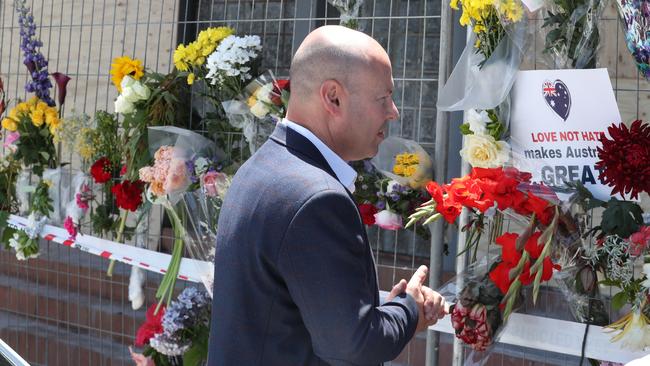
[154,205,185,314]
[106,210,128,277]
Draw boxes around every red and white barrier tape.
[8,214,212,283]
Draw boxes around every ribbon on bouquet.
[7,214,213,283]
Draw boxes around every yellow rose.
[460,134,510,168]
[2,118,17,131]
[30,110,45,127]
[187,73,195,85]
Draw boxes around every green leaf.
[183,343,207,366]
[611,291,628,310]
[598,278,620,287]
[601,198,644,237]
[459,123,474,135]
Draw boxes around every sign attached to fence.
[509,68,622,201]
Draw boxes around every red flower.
[112,180,144,212]
[495,232,521,265]
[135,304,165,347]
[451,303,493,351]
[358,203,378,225]
[120,164,127,177]
[517,192,553,225]
[523,231,544,259]
[445,176,494,213]
[628,226,650,257]
[425,181,444,205]
[438,197,462,224]
[489,261,515,294]
[596,120,650,199]
[90,157,113,184]
[271,79,290,106]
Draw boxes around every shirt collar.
[280,119,357,193]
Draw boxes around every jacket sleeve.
[277,189,419,365]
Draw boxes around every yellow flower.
[16,102,30,113]
[247,94,258,108]
[30,109,45,127]
[450,0,460,9]
[110,56,145,92]
[393,164,405,176]
[42,179,53,188]
[187,73,195,85]
[2,118,17,131]
[403,165,417,177]
[45,109,59,126]
[174,27,234,71]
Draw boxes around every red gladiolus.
[358,203,378,225]
[524,231,544,259]
[495,232,520,265]
[112,180,144,212]
[51,72,71,106]
[135,303,165,347]
[90,157,113,184]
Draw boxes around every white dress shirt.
[280,118,357,193]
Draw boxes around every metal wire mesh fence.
[0,0,443,365]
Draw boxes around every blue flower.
[16,0,55,106]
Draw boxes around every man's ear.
[320,79,343,116]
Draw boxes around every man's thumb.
[386,279,407,301]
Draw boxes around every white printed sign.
[510,68,622,201]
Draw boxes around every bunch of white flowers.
[459,109,511,168]
[205,35,262,86]
[114,76,151,115]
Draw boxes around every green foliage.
[542,0,601,69]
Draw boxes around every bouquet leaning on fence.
[406,166,569,352]
[139,126,228,311]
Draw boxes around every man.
[208,25,447,365]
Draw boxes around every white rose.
[255,83,274,104]
[250,101,270,118]
[460,134,510,168]
[121,85,140,103]
[120,75,136,91]
[466,109,489,135]
[115,95,136,115]
[131,81,151,101]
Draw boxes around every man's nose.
[388,99,400,121]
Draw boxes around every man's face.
[335,59,399,161]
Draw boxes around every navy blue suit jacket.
[207,123,418,365]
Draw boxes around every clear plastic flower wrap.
[437,0,532,112]
[221,70,290,154]
[145,126,229,298]
[540,0,606,69]
[370,136,433,189]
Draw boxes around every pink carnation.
[64,216,77,239]
[374,210,403,230]
[628,226,650,257]
[139,166,155,183]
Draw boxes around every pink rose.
[373,210,403,230]
[202,171,228,197]
[628,226,650,257]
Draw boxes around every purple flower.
[51,72,70,106]
[376,200,386,210]
[16,0,55,106]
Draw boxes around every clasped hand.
[385,265,448,332]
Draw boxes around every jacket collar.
[270,123,340,183]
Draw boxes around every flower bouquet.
[615,0,650,79]
[407,167,566,350]
[352,137,433,239]
[140,126,227,308]
[132,287,211,365]
[566,120,650,351]
[222,71,290,154]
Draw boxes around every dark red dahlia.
[596,120,650,199]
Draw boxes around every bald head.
[289,26,388,101]
[284,26,398,162]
